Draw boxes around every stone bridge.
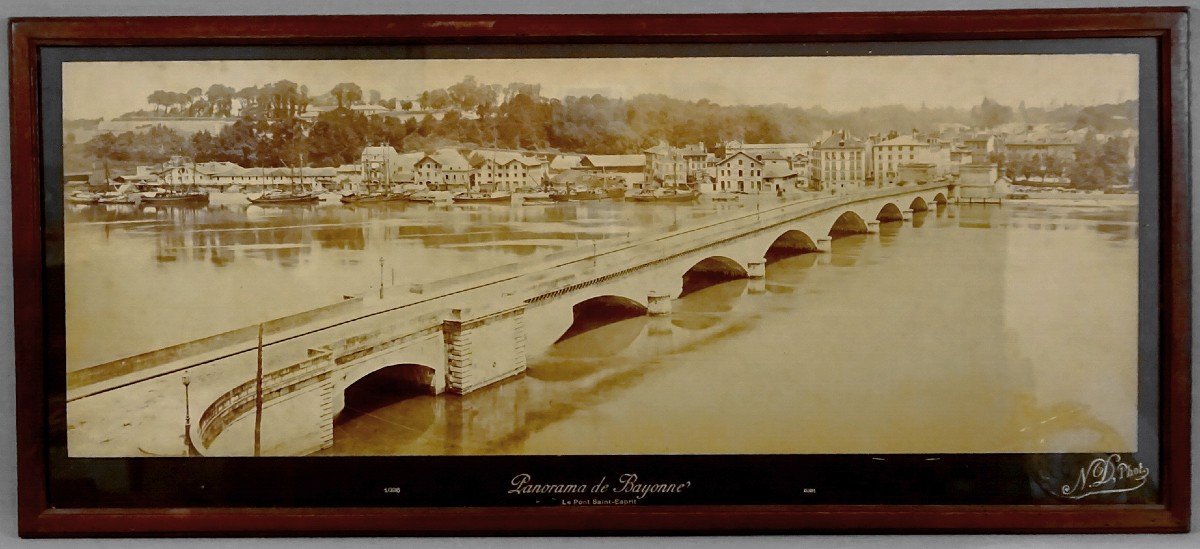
[67,184,955,457]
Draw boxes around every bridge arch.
[681,255,749,296]
[876,202,904,222]
[338,362,438,421]
[557,294,648,342]
[909,196,929,212]
[828,211,869,237]
[765,230,819,261]
[933,192,948,205]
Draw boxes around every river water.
[65,193,1139,455]
[64,195,747,370]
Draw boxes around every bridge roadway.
[65,183,955,457]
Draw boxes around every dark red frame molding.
[9,8,1191,536]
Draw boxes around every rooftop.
[816,131,865,150]
[582,154,645,168]
[875,135,929,147]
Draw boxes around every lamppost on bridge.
[182,373,194,457]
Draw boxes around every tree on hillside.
[146,90,167,114]
[446,76,500,113]
[205,84,236,117]
[188,98,211,118]
[330,82,363,109]
[420,89,452,110]
[1067,133,1132,189]
[971,97,1014,129]
[234,86,260,115]
[186,87,203,111]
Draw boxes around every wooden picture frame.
[9,8,1191,536]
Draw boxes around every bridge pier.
[745,258,766,278]
[867,221,880,234]
[647,291,672,316]
[816,237,833,253]
[442,300,528,395]
[902,210,914,222]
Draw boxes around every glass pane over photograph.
[60,53,1141,463]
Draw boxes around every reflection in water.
[320,198,1139,456]
[532,316,649,381]
[672,279,748,330]
[878,220,903,247]
[912,210,927,229]
[829,234,868,267]
[765,252,818,294]
[958,204,996,229]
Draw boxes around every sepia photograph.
[59,52,1143,462]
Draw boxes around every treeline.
[1064,134,1134,189]
[83,76,1138,174]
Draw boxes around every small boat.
[66,191,101,204]
[518,191,556,205]
[98,193,138,205]
[709,192,740,202]
[453,191,512,204]
[605,187,627,199]
[339,192,394,204]
[247,189,319,205]
[406,191,449,203]
[550,187,604,202]
[142,190,210,205]
[628,188,701,203]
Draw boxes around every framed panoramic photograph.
[10,8,1191,536]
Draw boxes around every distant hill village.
[70,115,1135,200]
[63,77,1137,198]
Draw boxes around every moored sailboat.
[248,189,320,205]
[452,190,512,204]
[628,187,701,203]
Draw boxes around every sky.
[62,54,1139,120]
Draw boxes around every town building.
[469,150,548,191]
[811,130,867,192]
[644,141,709,188]
[961,134,996,163]
[548,154,583,175]
[871,134,931,186]
[714,151,764,193]
[360,146,424,191]
[155,159,337,192]
[1001,135,1078,162]
[415,148,472,190]
[335,164,363,191]
[578,154,646,188]
[762,163,800,192]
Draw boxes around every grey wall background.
[0,0,1195,547]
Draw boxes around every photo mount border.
[8,8,1191,537]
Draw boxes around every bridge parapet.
[195,347,335,456]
